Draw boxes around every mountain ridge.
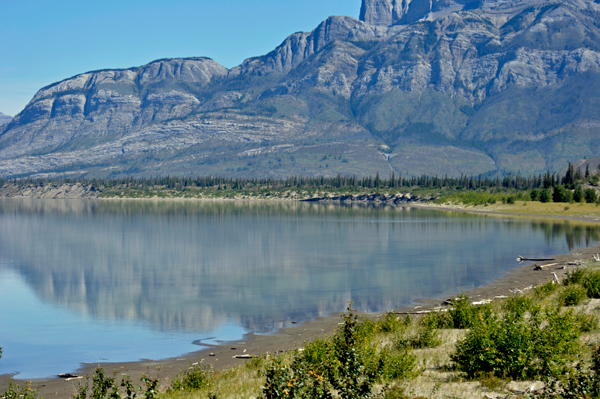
[1,0,600,179]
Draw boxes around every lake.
[0,199,598,379]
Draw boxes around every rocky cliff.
[1,0,600,179]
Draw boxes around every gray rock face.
[1,0,600,179]
[0,112,11,127]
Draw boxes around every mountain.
[0,112,11,127]
[1,0,600,179]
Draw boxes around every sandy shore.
[2,204,600,398]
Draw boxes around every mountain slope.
[1,0,600,179]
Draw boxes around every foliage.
[376,312,411,334]
[73,367,160,399]
[1,380,40,399]
[565,268,600,298]
[259,305,416,399]
[169,362,210,392]
[420,310,454,330]
[394,316,442,349]
[452,303,584,380]
[448,293,492,329]
[539,188,552,203]
[558,285,588,307]
[584,188,598,203]
[545,345,600,398]
[553,185,573,203]
[534,280,559,298]
[573,186,585,203]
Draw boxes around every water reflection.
[1,199,598,337]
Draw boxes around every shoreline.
[1,202,600,398]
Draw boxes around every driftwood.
[534,263,558,270]
[553,272,561,284]
[233,354,253,359]
[58,373,79,379]
[517,256,555,263]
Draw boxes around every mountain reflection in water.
[1,199,598,336]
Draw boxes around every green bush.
[566,269,600,298]
[585,188,598,203]
[380,347,417,381]
[559,285,588,306]
[539,188,552,203]
[576,313,599,333]
[583,270,600,298]
[534,280,559,298]
[504,295,535,316]
[448,293,492,329]
[452,305,583,380]
[260,305,414,399]
[169,362,210,391]
[421,311,454,330]
[553,185,573,203]
[395,317,441,349]
[73,367,159,399]
[547,345,600,398]
[574,186,585,203]
[376,312,411,334]
[1,381,40,399]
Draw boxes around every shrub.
[585,188,598,203]
[574,186,585,203]
[559,285,588,306]
[576,313,599,333]
[380,347,417,381]
[546,345,600,398]
[582,270,600,298]
[566,269,600,298]
[504,295,535,316]
[553,185,574,203]
[421,311,454,330]
[452,304,584,380]
[448,293,492,329]
[169,362,210,391]
[534,280,559,298]
[539,188,552,203]
[395,317,442,349]
[1,381,40,399]
[376,312,410,334]
[260,305,411,399]
[73,367,158,399]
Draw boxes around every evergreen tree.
[574,186,585,203]
[585,188,598,204]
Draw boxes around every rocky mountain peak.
[359,0,599,26]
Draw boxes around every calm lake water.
[0,199,599,378]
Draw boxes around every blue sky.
[0,0,362,117]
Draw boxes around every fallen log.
[517,256,555,262]
[534,263,558,270]
[58,373,79,379]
